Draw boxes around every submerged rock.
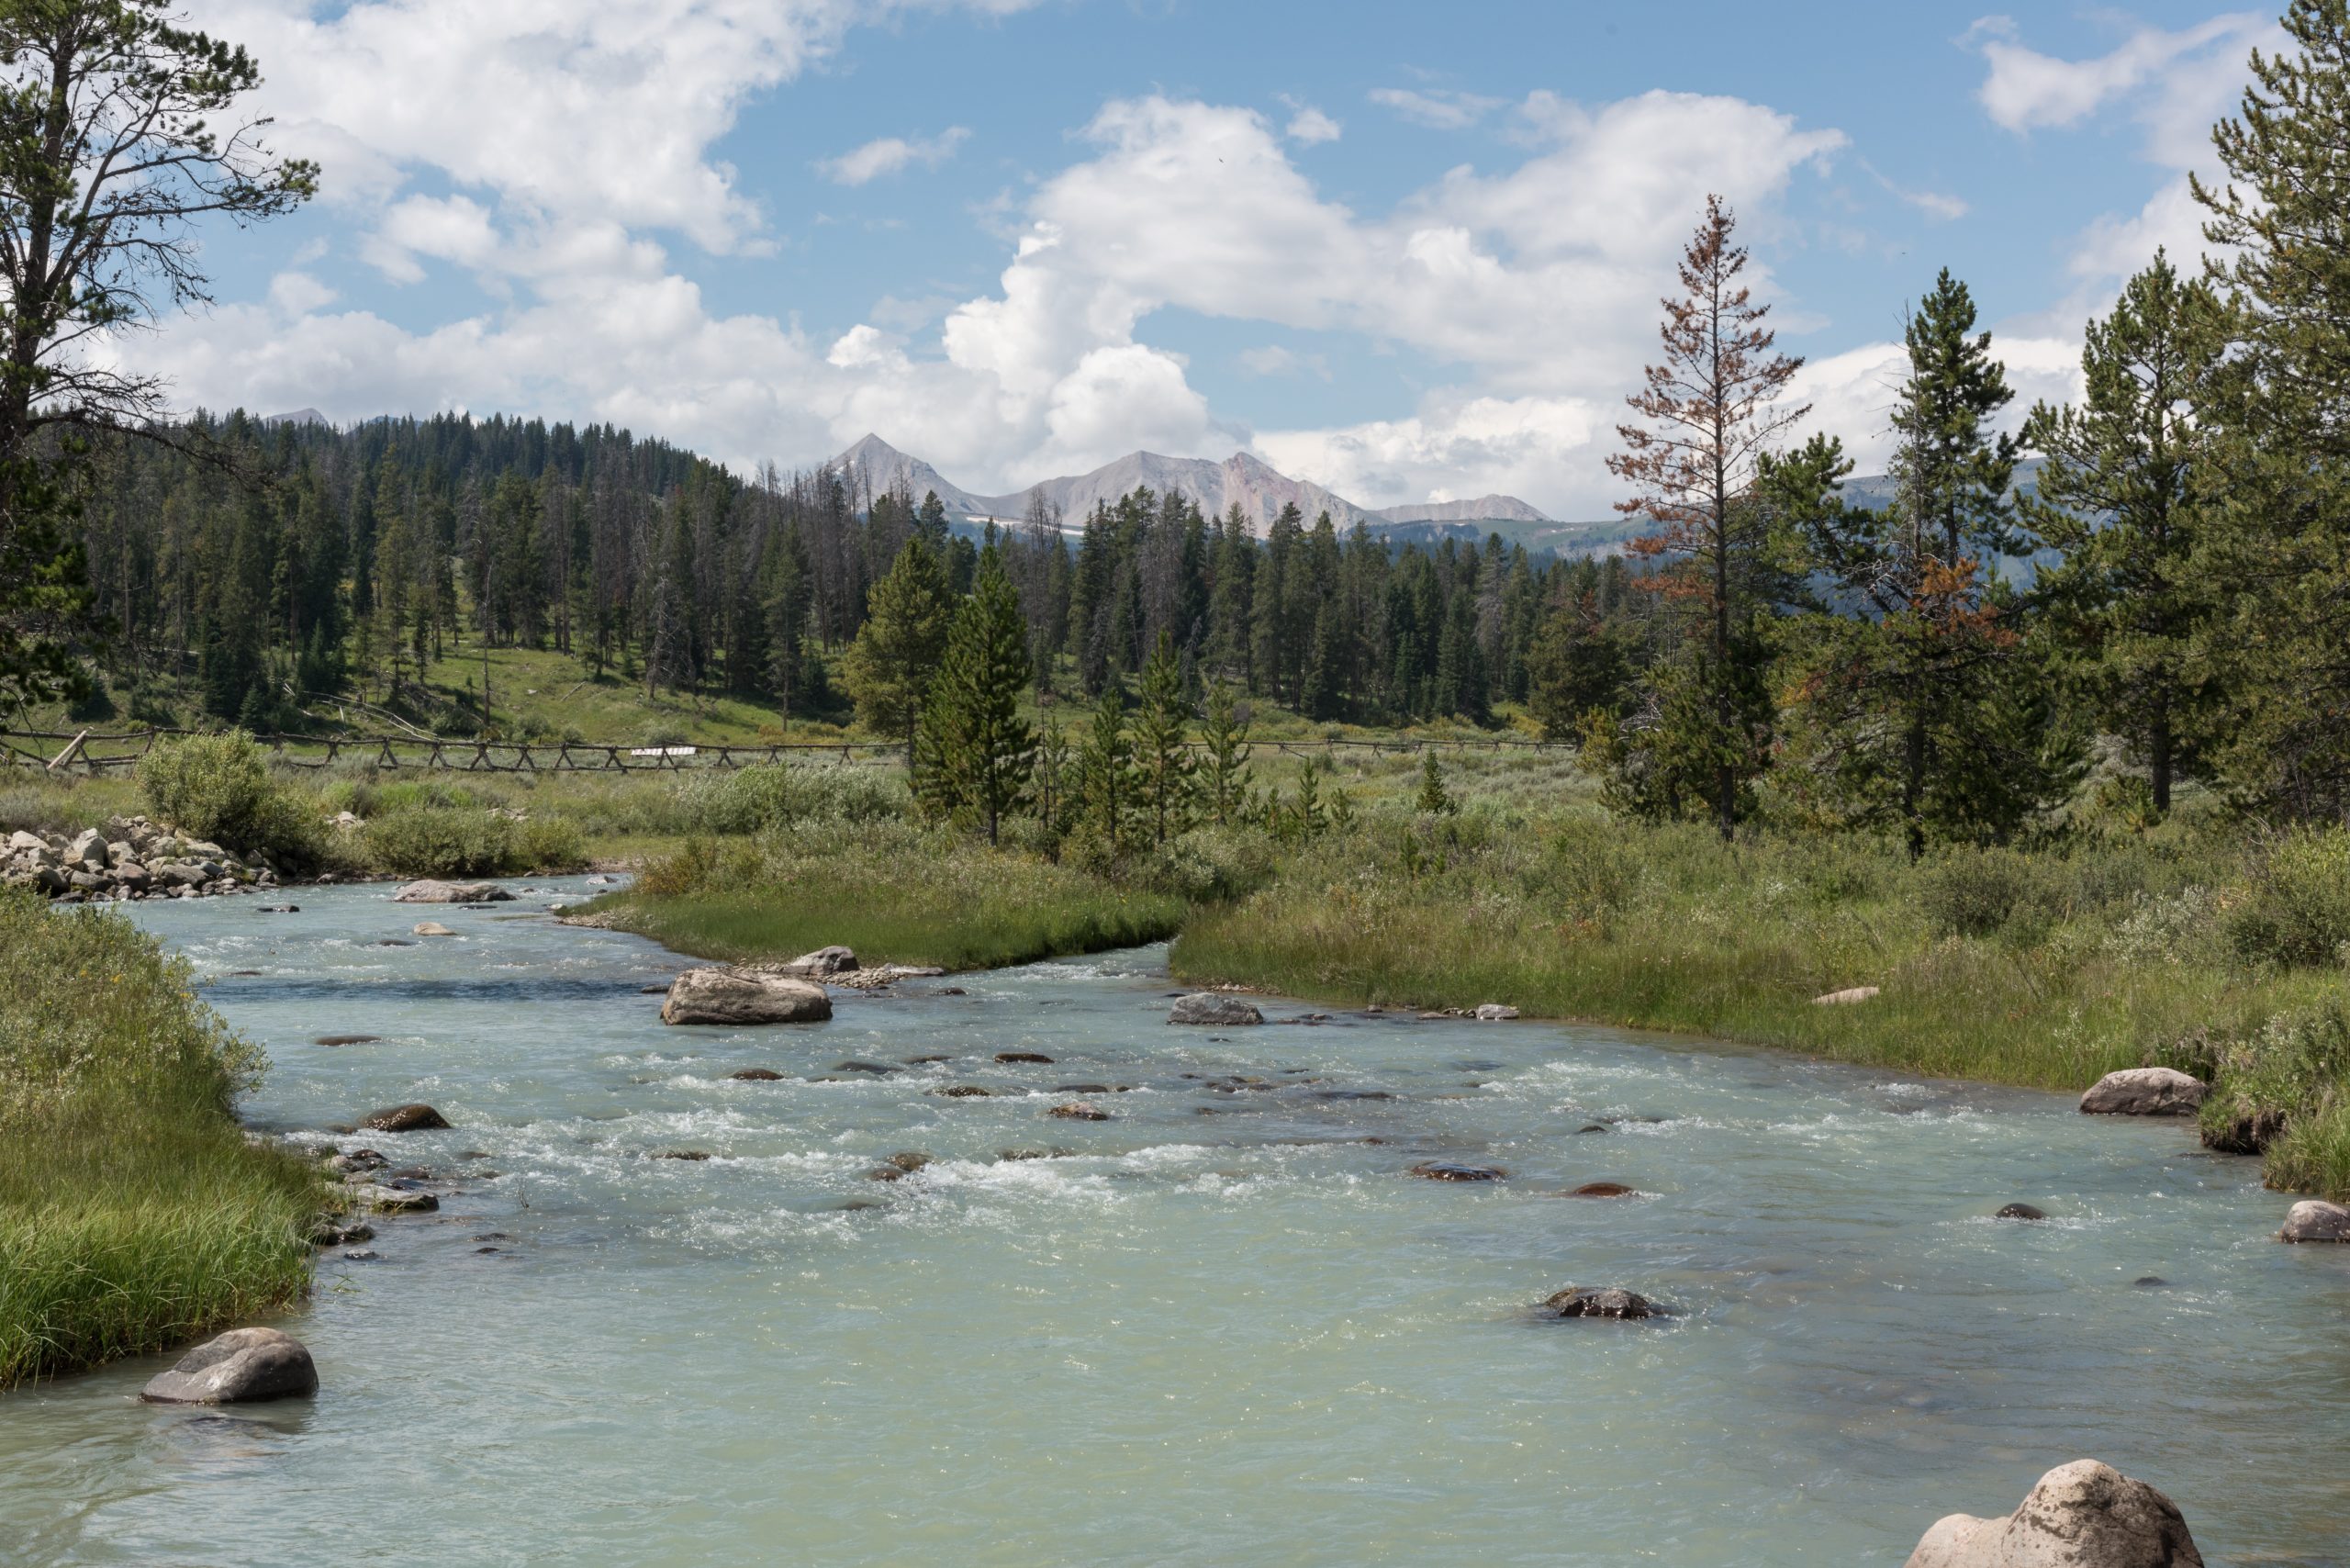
[1409,1161,1505,1182]
[834,1060,896,1075]
[933,1085,994,1098]
[653,1149,712,1161]
[660,968,832,1025]
[1542,1286,1662,1320]
[1566,1182,1637,1198]
[392,879,514,903]
[316,1035,381,1047]
[2278,1199,2350,1243]
[995,1050,1055,1064]
[140,1328,318,1405]
[361,1103,450,1133]
[1994,1203,2050,1221]
[2079,1068,2206,1116]
[1169,992,1263,1026]
[1902,1459,2200,1568]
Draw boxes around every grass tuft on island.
[0,890,326,1389]
[578,822,1189,972]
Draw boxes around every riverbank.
[1169,805,2350,1204]
[0,890,328,1389]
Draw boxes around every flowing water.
[4,879,2347,1566]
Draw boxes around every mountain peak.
[822,437,1554,538]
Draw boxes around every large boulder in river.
[778,945,859,977]
[1903,1459,2200,1567]
[661,967,832,1025]
[1169,992,1262,1026]
[139,1327,318,1405]
[2278,1199,2350,1243]
[392,879,514,903]
[2079,1068,2206,1116]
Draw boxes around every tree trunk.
[2150,698,2173,817]
[1903,712,1927,862]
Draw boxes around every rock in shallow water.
[1050,1101,1112,1120]
[1541,1286,1662,1319]
[728,1067,785,1081]
[1565,1182,1637,1198]
[660,968,832,1025]
[1995,1203,2050,1221]
[1169,992,1263,1026]
[779,945,859,976]
[362,1103,450,1133]
[1409,1161,1505,1182]
[2079,1067,2206,1116]
[2278,1199,2350,1243]
[140,1328,319,1405]
[1902,1459,2200,1568]
[392,879,514,903]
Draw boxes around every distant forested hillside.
[62,409,1656,736]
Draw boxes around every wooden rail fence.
[3,726,1572,777]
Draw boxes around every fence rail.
[3,725,1572,777]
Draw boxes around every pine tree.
[2021,252,2227,816]
[1075,683,1140,854]
[1526,590,1631,741]
[1132,630,1196,845]
[1034,706,1072,838]
[1416,751,1457,815]
[915,549,1035,844]
[1789,274,2065,855]
[1198,679,1254,825]
[2191,2,2350,817]
[1608,196,1808,839]
[843,535,950,767]
[1287,757,1326,843]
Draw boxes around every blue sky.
[150,1,2280,517]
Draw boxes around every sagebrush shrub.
[2225,828,2350,968]
[358,806,515,878]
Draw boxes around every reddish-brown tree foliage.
[1607,195,1808,837]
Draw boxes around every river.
[2,877,2345,1565]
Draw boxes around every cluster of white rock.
[2,816,280,902]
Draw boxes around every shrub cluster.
[133,730,320,864]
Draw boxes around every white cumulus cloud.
[817,127,972,185]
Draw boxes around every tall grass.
[587,821,1186,971]
[0,891,324,1387]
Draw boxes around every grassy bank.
[1171,776,2350,1202]
[582,821,1188,971]
[0,891,327,1388]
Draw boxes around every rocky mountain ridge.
[829,433,1552,536]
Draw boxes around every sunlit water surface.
[3,879,2346,1566]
